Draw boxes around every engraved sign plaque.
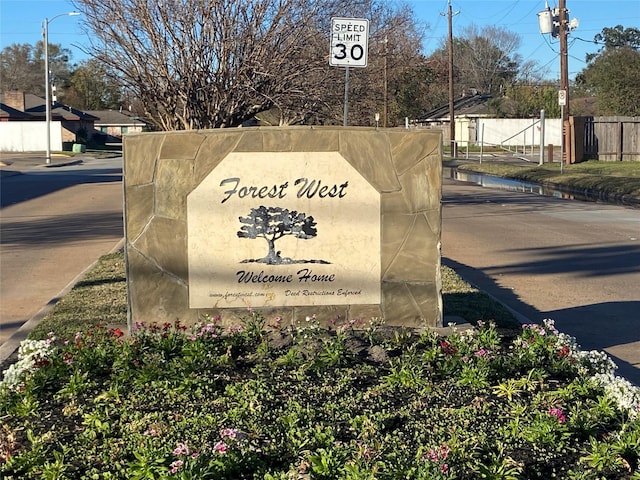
[188,151,381,308]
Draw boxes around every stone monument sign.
[123,127,443,329]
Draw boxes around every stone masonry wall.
[123,127,443,330]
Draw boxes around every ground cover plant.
[456,160,640,206]
[3,152,638,478]
[1,312,639,479]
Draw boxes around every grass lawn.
[22,251,519,344]
[2,251,639,479]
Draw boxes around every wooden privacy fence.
[573,116,640,161]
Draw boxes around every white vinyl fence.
[0,121,62,152]
[475,118,562,149]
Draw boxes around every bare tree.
[455,25,522,95]
[73,0,371,129]
[348,2,428,126]
[423,23,526,105]
[73,0,426,129]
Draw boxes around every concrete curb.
[0,158,84,177]
[42,159,84,168]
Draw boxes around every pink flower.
[169,460,183,473]
[441,463,449,474]
[220,428,238,439]
[548,408,566,423]
[424,444,450,462]
[173,442,189,455]
[426,448,439,461]
[439,445,450,460]
[213,441,228,454]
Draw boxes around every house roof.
[0,102,33,120]
[86,110,148,126]
[417,94,493,122]
[22,95,99,121]
[0,93,99,123]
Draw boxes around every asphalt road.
[0,154,124,349]
[442,170,640,385]
[1,154,638,386]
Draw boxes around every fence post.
[480,123,484,164]
[618,120,623,161]
[539,109,545,165]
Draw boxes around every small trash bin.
[72,143,86,153]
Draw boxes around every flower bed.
[1,314,639,479]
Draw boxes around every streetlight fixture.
[43,12,80,164]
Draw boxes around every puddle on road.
[451,169,613,205]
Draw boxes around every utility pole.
[558,0,570,164]
[383,36,388,128]
[537,0,577,166]
[445,0,459,158]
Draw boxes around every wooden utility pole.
[559,0,570,163]
[447,0,456,157]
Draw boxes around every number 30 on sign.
[330,18,369,68]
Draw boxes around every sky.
[1,0,638,82]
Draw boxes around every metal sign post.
[343,67,350,126]
[560,105,564,174]
[559,90,567,173]
[330,18,369,126]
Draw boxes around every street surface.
[0,154,124,347]
[442,172,640,385]
[1,154,638,387]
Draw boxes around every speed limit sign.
[330,18,369,68]
[558,89,567,106]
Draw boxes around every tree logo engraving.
[237,206,330,265]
